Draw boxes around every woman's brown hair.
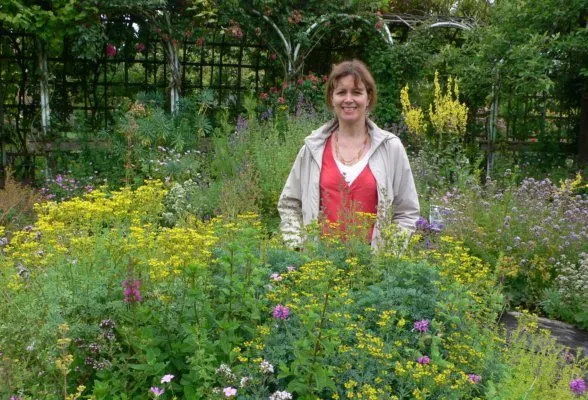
[325,59,377,111]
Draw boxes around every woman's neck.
[337,119,367,138]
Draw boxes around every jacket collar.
[304,118,396,164]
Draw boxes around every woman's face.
[331,75,370,125]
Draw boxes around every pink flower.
[417,355,430,365]
[150,387,164,397]
[286,265,296,272]
[273,304,290,320]
[278,97,286,104]
[123,279,142,303]
[105,44,117,57]
[468,374,481,384]
[270,273,283,281]
[135,42,146,52]
[160,374,174,383]
[413,319,429,333]
[196,37,205,47]
[270,53,277,60]
[223,387,237,397]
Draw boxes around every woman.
[278,60,419,248]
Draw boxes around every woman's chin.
[337,114,365,124]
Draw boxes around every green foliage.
[167,108,322,228]
[486,311,587,399]
[0,0,97,46]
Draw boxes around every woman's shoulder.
[369,121,404,149]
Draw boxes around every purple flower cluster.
[413,319,429,333]
[416,216,443,233]
[272,304,290,320]
[123,279,143,303]
[41,173,96,202]
[570,378,586,395]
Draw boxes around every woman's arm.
[277,146,306,247]
[391,142,420,231]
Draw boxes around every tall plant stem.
[307,288,331,392]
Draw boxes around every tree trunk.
[579,91,588,166]
[164,40,181,114]
[36,38,50,136]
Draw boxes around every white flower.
[269,390,293,400]
[260,359,274,374]
[239,376,251,388]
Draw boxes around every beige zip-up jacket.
[278,118,420,248]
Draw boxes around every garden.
[0,0,587,399]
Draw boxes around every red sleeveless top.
[319,135,378,242]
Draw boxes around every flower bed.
[0,182,585,399]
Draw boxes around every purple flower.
[161,374,175,384]
[150,387,165,397]
[273,304,290,320]
[223,387,237,397]
[123,279,143,303]
[417,355,430,365]
[468,374,481,384]
[413,319,429,333]
[570,378,586,395]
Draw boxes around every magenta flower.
[136,42,146,52]
[570,378,586,395]
[105,43,117,57]
[272,304,290,320]
[468,374,481,384]
[160,374,174,384]
[417,355,430,365]
[413,319,429,333]
[123,279,143,303]
[150,386,164,397]
[223,387,237,398]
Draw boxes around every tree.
[447,0,588,163]
[219,0,392,82]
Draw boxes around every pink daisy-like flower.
[150,387,164,397]
[160,374,174,383]
[468,374,481,384]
